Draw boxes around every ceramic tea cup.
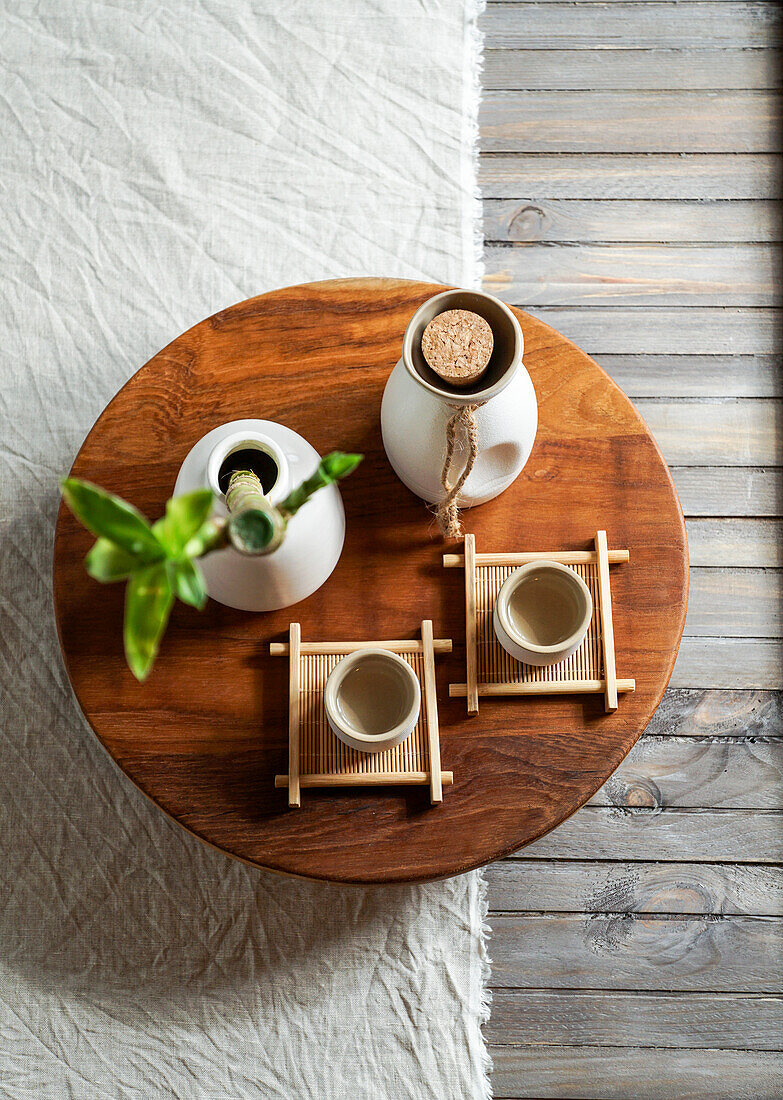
[324,648,421,753]
[493,561,593,667]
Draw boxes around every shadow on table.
[0,494,447,1012]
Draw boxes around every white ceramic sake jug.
[174,419,345,612]
[380,289,538,507]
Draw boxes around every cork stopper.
[421,309,494,388]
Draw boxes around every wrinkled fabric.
[0,1,488,1098]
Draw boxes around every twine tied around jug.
[436,402,485,539]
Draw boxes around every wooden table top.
[53,277,688,884]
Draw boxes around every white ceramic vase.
[380,289,538,507]
[173,419,345,612]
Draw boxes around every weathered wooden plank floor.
[479,2,783,1096]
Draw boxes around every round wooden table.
[53,278,688,884]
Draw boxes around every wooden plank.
[593,356,781,398]
[587,736,783,810]
[481,91,781,153]
[486,0,782,4]
[634,400,783,467]
[486,0,782,5]
[685,568,782,638]
[687,519,783,567]
[520,308,780,354]
[487,990,783,1049]
[489,1045,783,1100]
[519,806,783,862]
[646,688,783,739]
[490,912,783,990]
[672,637,783,688]
[479,153,781,199]
[485,243,776,306]
[464,533,479,716]
[484,47,782,91]
[672,467,782,517]
[484,200,783,244]
[486,859,783,916]
[420,619,443,803]
[479,0,783,1083]
[487,0,782,4]
[482,3,783,50]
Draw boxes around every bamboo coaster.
[443,532,634,716]
[271,620,453,807]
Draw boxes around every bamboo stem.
[225,470,286,555]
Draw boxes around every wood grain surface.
[578,356,782,398]
[487,859,783,915]
[482,2,782,49]
[485,243,777,306]
[487,990,783,1049]
[490,1047,783,1100]
[497,806,783,863]
[671,467,781,517]
[480,0,782,1093]
[672,638,782,689]
[485,48,782,90]
[52,277,687,884]
[484,200,783,244]
[490,912,782,990]
[480,153,781,199]
[481,90,781,153]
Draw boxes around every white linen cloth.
[0,1,489,1098]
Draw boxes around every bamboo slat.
[464,533,479,715]
[444,549,630,567]
[421,620,443,803]
[270,638,452,655]
[596,530,619,710]
[275,773,454,788]
[450,679,636,697]
[287,623,301,808]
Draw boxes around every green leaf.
[319,452,363,482]
[167,558,208,610]
[85,538,139,583]
[123,563,174,682]
[61,479,163,561]
[152,490,214,557]
[279,452,363,517]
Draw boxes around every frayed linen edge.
[473,867,494,1100]
[462,4,492,1093]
